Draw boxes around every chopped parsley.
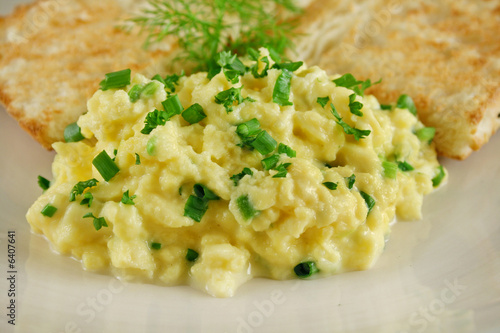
[230,167,254,186]
[360,191,375,215]
[332,73,380,96]
[215,86,255,113]
[121,190,136,205]
[397,161,415,172]
[330,103,371,141]
[348,93,364,116]
[80,192,94,207]
[272,69,293,106]
[322,182,338,190]
[345,174,356,189]
[83,212,108,231]
[69,179,99,202]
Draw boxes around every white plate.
[1,2,499,332]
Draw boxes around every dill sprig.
[131,0,301,71]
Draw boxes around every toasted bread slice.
[0,0,177,149]
[294,0,500,159]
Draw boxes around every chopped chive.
[251,130,277,155]
[230,167,253,186]
[316,96,330,108]
[70,178,99,202]
[272,163,291,178]
[359,191,375,214]
[80,192,94,207]
[64,122,85,143]
[186,248,199,262]
[322,182,338,190]
[83,213,108,231]
[41,204,57,217]
[432,166,446,187]
[330,103,371,140]
[162,94,184,119]
[261,154,280,170]
[141,81,158,97]
[37,175,51,191]
[151,242,162,250]
[147,136,157,156]
[99,69,131,91]
[92,150,120,182]
[382,161,398,179]
[135,153,141,165]
[272,69,293,106]
[184,195,209,222]
[345,174,356,189]
[121,190,136,205]
[278,143,296,158]
[236,118,261,138]
[396,94,417,116]
[236,194,259,220]
[193,184,219,201]
[380,104,392,111]
[398,161,415,172]
[416,127,436,143]
[294,261,319,278]
[128,84,144,103]
[182,103,206,124]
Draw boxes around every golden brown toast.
[0,0,177,149]
[294,0,500,159]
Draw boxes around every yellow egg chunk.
[26,49,445,297]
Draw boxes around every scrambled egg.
[26,50,444,297]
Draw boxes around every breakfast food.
[26,50,445,297]
[0,0,177,149]
[294,0,500,159]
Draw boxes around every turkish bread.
[1,0,499,159]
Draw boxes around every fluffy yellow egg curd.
[27,50,445,297]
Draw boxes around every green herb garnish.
[345,174,356,189]
[416,127,436,143]
[316,96,330,108]
[382,160,398,179]
[272,163,291,178]
[396,94,417,116]
[182,103,206,124]
[83,213,108,231]
[70,179,99,202]
[272,69,293,106]
[184,195,209,222]
[92,150,120,182]
[41,204,57,217]
[330,103,371,141]
[186,248,199,262]
[332,73,380,96]
[135,153,141,165]
[64,122,85,143]
[80,192,94,207]
[215,86,254,113]
[348,93,364,116]
[278,143,296,157]
[121,190,136,205]
[261,154,280,170]
[99,69,131,91]
[38,175,51,191]
[151,242,162,250]
[230,167,253,186]
[236,194,259,220]
[432,166,446,187]
[193,184,220,201]
[398,161,415,172]
[360,191,375,215]
[322,182,338,190]
[294,261,319,278]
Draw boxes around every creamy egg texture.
[26,49,444,297]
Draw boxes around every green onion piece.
[186,248,199,262]
[162,94,184,119]
[70,178,99,202]
[272,163,291,178]
[64,122,85,143]
[294,261,319,278]
[272,69,293,106]
[146,136,157,156]
[128,84,144,103]
[184,195,209,222]
[135,153,141,165]
[345,174,356,189]
[360,191,375,215]
[348,94,364,116]
[92,150,120,182]
[83,213,108,231]
[317,96,330,108]
[380,104,392,111]
[322,182,338,190]
[80,192,94,207]
[141,81,158,97]
[278,143,296,157]
[121,190,136,205]
[41,204,57,217]
[193,184,220,201]
[99,69,131,91]
[236,118,261,138]
[382,161,398,179]
[432,166,446,187]
[237,194,259,220]
[396,94,417,116]
[182,103,206,124]
[416,127,436,143]
[151,242,162,250]
[330,103,371,141]
[398,161,415,172]
[230,168,253,186]
[38,175,51,191]
[261,154,280,170]
[251,130,277,155]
